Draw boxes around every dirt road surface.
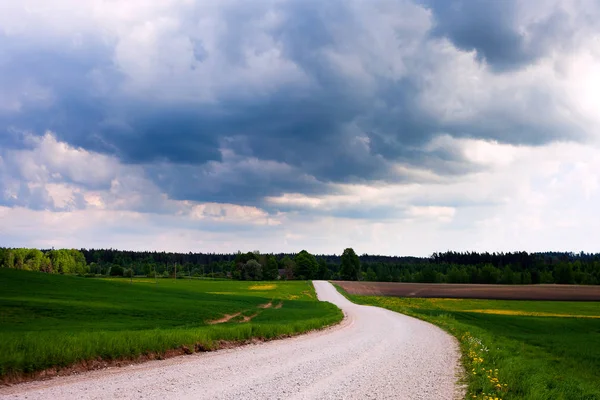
[0,281,463,400]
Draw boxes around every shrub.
[109,266,124,276]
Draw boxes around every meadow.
[339,288,600,400]
[0,269,342,380]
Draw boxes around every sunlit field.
[338,288,600,400]
[0,269,342,379]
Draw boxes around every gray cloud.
[424,0,531,70]
[422,0,596,71]
[0,0,597,211]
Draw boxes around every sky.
[1,0,600,256]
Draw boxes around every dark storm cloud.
[0,35,117,153]
[423,0,530,70]
[0,0,593,209]
[422,0,588,71]
[146,154,325,207]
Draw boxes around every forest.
[1,247,599,284]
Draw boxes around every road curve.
[1,281,463,400]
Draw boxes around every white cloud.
[188,202,281,226]
[265,137,600,254]
[426,135,523,167]
[1,0,600,255]
[559,37,600,136]
[406,206,456,222]
[2,134,600,255]
[0,0,309,103]
[18,132,118,186]
[0,205,284,253]
[0,132,279,226]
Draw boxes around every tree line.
[0,248,88,274]
[1,247,599,284]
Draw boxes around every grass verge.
[334,284,600,400]
[0,269,342,383]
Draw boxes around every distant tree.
[281,256,295,280]
[447,266,469,283]
[376,264,393,282]
[500,266,515,285]
[241,259,263,281]
[294,250,318,280]
[0,249,15,269]
[234,251,259,265]
[554,262,574,284]
[110,265,125,276]
[21,249,47,272]
[340,248,360,281]
[521,270,532,284]
[420,267,438,283]
[365,267,377,281]
[69,249,88,274]
[540,270,554,284]
[480,264,500,284]
[317,258,330,280]
[233,251,260,280]
[47,250,73,274]
[4,247,600,286]
[13,248,26,269]
[263,255,279,280]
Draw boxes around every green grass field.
[339,289,600,400]
[0,269,342,379]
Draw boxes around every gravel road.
[0,281,463,400]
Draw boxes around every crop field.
[337,286,600,400]
[334,281,600,301]
[0,269,342,381]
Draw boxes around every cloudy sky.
[1,0,599,256]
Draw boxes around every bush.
[109,266,124,276]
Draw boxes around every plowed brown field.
[334,281,600,301]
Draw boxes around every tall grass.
[0,316,341,375]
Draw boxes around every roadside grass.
[335,285,600,400]
[0,269,342,379]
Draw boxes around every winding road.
[0,281,463,400]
